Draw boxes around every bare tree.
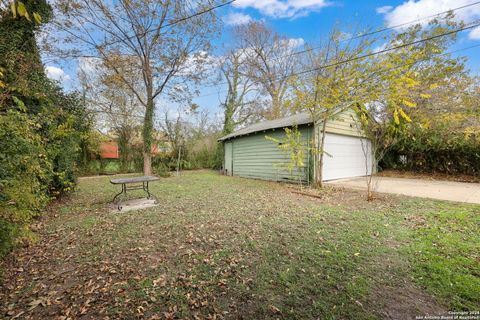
[159,111,189,159]
[49,0,220,174]
[78,57,143,172]
[219,48,260,134]
[234,21,297,119]
[78,56,143,130]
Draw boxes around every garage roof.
[219,112,312,141]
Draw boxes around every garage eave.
[218,112,313,142]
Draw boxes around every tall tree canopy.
[219,47,261,135]
[48,0,221,174]
[234,21,298,120]
[0,0,52,109]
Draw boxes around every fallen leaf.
[269,304,281,314]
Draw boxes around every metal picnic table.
[110,175,160,211]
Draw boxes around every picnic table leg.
[143,181,158,203]
[113,183,127,211]
[143,181,151,199]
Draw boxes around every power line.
[52,0,236,60]
[195,21,480,100]
[52,0,236,84]
[86,21,480,112]
[210,42,480,109]
[87,41,480,118]
[68,0,480,91]
[164,0,235,28]
[70,0,479,60]
[77,1,480,115]
[94,0,236,48]
[195,1,480,92]
[286,1,480,59]
[295,21,480,76]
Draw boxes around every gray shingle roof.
[218,112,313,141]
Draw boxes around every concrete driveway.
[325,176,480,204]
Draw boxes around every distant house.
[100,140,119,159]
[99,132,171,160]
[218,109,373,184]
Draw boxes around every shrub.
[0,111,52,255]
[0,106,90,257]
[382,124,480,176]
[153,162,171,177]
[0,1,94,258]
[185,137,223,170]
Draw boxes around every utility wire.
[87,42,480,117]
[69,0,478,60]
[285,1,480,59]
[295,21,480,76]
[51,0,236,60]
[85,22,480,121]
[80,1,480,115]
[68,0,480,91]
[88,0,236,48]
[195,1,480,92]
[195,21,480,100]
[226,42,480,109]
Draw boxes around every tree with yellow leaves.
[354,17,466,199]
[288,28,375,187]
[288,16,466,193]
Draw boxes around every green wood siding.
[222,109,366,184]
[224,141,233,176]
[229,125,312,183]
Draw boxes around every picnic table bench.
[110,175,160,211]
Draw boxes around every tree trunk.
[143,152,152,175]
[311,125,320,188]
[365,142,377,201]
[270,94,281,119]
[143,97,154,175]
[314,118,328,188]
[223,87,237,135]
[223,106,235,135]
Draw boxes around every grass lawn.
[1,171,479,319]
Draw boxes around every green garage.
[219,110,373,184]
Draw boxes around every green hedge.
[0,111,51,255]
[0,1,94,258]
[382,126,480,176]
[0,106,91,257]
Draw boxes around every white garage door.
[322,133,373,181]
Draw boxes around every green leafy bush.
[186,142,223,170]
[152,153,176,171]
[153,162,171,178]
[0,111,51,219]
[0,102,90,257]
[382,124,480,176]
[0,0,95,258]
[0,111,51,254]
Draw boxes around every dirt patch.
[378,170,479,184]
[285,184,400,211]
[371,282,447,320]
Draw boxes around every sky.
[43,0,480,121]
